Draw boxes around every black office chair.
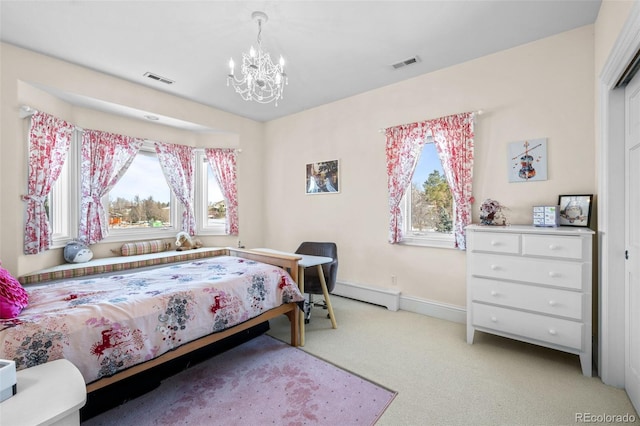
[295,242,338,323]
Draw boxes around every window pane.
[49,129,79,246]
[206,165,226,227]
[408,143,453,235]
[108,150,172,229]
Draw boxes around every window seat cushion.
[120,240,167,256]
[18,247,226,285]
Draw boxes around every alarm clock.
[533,205,560,227]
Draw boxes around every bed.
[0,248,303,393]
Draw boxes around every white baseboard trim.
[399,295,466,324]
[333,281,401,311]
[333,281,466,324]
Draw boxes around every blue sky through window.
[412,143,443,188]
[111,152,170,203]
[112,153,224,205]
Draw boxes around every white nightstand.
[0,359,86,426]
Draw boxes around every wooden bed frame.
[84,248,302,394]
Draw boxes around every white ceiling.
[1,0,602,124]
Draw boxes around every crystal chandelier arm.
[226,11,287,106]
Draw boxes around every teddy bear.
[175,231,203,251]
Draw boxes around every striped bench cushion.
[120,240,167,256]
[18,248,226,285]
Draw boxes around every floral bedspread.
[0,256,303,384]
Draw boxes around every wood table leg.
[317,265,337,329]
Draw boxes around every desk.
[0,359,86,426]
[253,248,337,346]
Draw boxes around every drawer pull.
[490,264,499,271]
[548,300,557,307]
[490,316,497,322]
[548,244,559,250]
[490,290,498,297]
[548,271,559,278]
[490,240,500,246]
[548,329,557,336]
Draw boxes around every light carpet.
[83,334,396,425]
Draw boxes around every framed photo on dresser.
[558,194,592,227]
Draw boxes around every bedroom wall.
[0,24,597,312]
[263,25,596,310]
[0,43,265,276]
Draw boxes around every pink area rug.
[83,335,396,425]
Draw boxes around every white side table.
[0,359,86,426]
[253,248,337,346]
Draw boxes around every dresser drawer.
[471,232,520,254]
[471,303,583,350]
[470,253,584,290]
[522,234,583,260]
[470,278,583,320]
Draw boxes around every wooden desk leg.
[317,265,337,329]
[298,266,305,347]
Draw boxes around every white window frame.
[400,141,456,249]
[102,141,182,243]
[194,150,226,235]
[43,134,228,246]
[50,129,80,248]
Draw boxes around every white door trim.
[599,1,640,388]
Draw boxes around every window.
[28,114,233,248]
[106,141,180,240]
[49,129,80,248]
[195,151,226,235]
[401,141,455,248]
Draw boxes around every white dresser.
[466,224,594,376]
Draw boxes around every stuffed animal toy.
[63,240,94,263]
[175,232,203,251]
[479,199,509,226]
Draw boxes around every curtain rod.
[19,105,36,118]
[20,105,86,131]
[378,109,483,133]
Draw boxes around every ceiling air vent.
[391,56,420,70]
[143,72,174,85]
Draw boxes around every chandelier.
[227,11,288,105]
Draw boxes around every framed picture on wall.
[508,138,548,182]
[306,159,340,194]
[558,194,593,227]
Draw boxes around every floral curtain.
[385,122,429,243]
[80,130,142,244]
[385,112,475,249]
[155,142,196,235]
[23,112,74,254]
[205,148,239,235]
[429,112,475,250]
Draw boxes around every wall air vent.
[391,56,420,70]
[143,72,174,85]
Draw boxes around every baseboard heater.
[333,281,400,311]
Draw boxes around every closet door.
[624,68,640,413]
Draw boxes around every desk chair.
[295,242,338,324]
